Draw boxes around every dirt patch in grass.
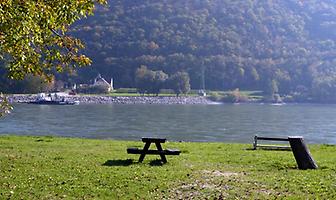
[202,170,239,177]
[168,170,241,199]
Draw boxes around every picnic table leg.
[155,142,167,163]
[139,142,151,163]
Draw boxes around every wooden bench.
[127,137,181,163]
[253,135,291,150]
[253,135,318,170]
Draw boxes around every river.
[0,103,335,144]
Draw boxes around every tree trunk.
[288,136,318,170]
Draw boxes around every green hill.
[3,0,336,102]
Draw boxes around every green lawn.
[0,136,335,199]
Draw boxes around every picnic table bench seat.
[127,147,181,155]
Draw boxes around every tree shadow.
[245,148,292,151]
[260,148,292,151]
[245,147,256,151]
[102,159,134,167]
[102,159,167,167]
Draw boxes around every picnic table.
[127,137,181,163]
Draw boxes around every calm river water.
[1,103,336,144]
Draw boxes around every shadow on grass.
[268,163,298,170]
[245,148,292,151]
[35,138,53,142]
[102,159,134,167]
[103,159,167,167]
[149,159,166,166]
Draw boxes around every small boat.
[271,102,285,106]
[28,93,79,105]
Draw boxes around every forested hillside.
[3,0,336,101]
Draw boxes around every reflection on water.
[1,103,336,144]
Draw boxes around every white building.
[93,74,114,92]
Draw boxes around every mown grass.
[0,136,335,199]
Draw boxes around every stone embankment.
[8,94,214,105]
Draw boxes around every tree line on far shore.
[135,65,190,96]
[0,63,191,97]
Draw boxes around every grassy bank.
[0,136,335,199]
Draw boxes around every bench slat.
[256,136,289,141]
[165,149,181,155]
[127,147,142,154]
[256,145,291,150]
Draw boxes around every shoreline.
[7,94,214,105]
[7,94,336,105]
[0,134,332,144]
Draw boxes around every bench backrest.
[255,136,289,142]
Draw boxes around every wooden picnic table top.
[142,137,166,143]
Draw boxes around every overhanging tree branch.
[0,94,13,117]
[49,28,63,38]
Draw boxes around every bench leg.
[155,142,167,163]
[253,135,258,150]
[139,142,151,163]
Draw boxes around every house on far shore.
[93,74,114,92]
